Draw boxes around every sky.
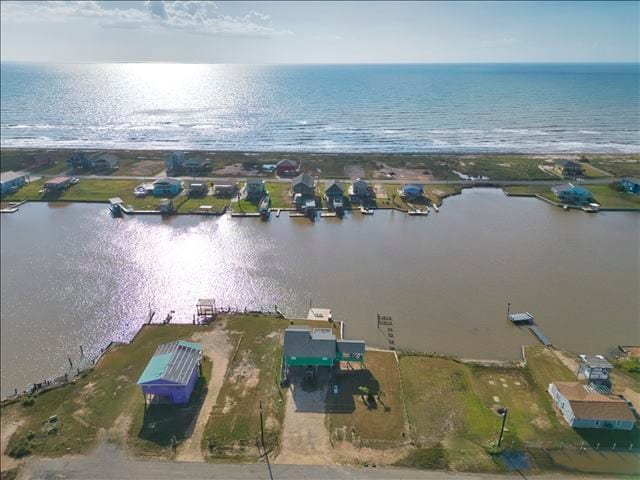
[1,1,638,63]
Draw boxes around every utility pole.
[507,302,511,319]
[259,399,265,448]
[498,407,508,448]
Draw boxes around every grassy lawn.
[398,356,501,472]
[587,156,640,177]
[202,315,289,461]
[503,185,553,197]
[371,184,460,209]
[327,351,405,448]
[128,358,212,458]
[265,182,293,209]
[2,325,212,459]
[173,196,230,214]
[589,185,640,209]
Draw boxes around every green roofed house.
[282,326,365,382]
[137,340,203,405]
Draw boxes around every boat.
[259,196,271,220]
[70,177,80,185]
[408,209,428,216]
[582,203,600,213]
[360,206,374,215]
[563,205,569,211]
[108,203,122,217]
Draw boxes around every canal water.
[1,189,638,394]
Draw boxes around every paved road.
[36,172,620,186]
[17,443,619,480]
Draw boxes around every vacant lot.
[504,184,640,210]
[2,324,213,459]
[328,351,405,448]
[266,182,293,209]
[202,315,289,461]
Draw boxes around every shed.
[402,184,424,198]
[137,340,203,405]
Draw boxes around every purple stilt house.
[137,340,203,405]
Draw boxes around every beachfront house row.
[44,176,74,191]
[282,326,365,381]
[548,382,636,430]
[619,177,640,195]
[401,183,424,198]
[137,341,203,405]
[152,177,183,196]
[324,180,345,200]
[551,183,593,204]
[276,159,298,177]
[0,171,28,195]
[554,159,584,178]
[245,178,266,200]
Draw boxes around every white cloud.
[0,1,291,37]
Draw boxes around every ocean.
[1,63,639,153]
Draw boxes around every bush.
[21,397,35,407]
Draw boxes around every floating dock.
[307,308,332,321]
[509,312,534,324]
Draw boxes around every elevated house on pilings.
[281,326,365,384]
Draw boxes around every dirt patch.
[1,409,23,472]
[552,350,579,376]
[344,165,365,180]
[127,160,164,177]
[213,163,260,176]
[175,324,232,462]
[228,354,260,392]
[373,163,434,181]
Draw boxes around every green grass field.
[2,325,212,459]
[327,350,405,448]
[202,315,289,461]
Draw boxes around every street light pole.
[498,408,508,448]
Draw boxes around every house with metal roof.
[0,171,28,195]
[324,180,345,200]
[282,326,365,380]
[291,173,315,197]
[276,159,298,177]
[137,340,203,405]
[152,177,183,196]
[619,177,640,195]
[554,159,584,177]
[577,354,614,384]
[551,183,593,204]
[401,183,424,198]
[548,382,636,430]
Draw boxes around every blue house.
[0,171,27,195]
[152,177,183,196]
[137,341,203,405]
[402,184,424,198]
[165,152,185,173]
[551,183,593,204]
[620,177,640,195]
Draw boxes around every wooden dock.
[528,325,551,346]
